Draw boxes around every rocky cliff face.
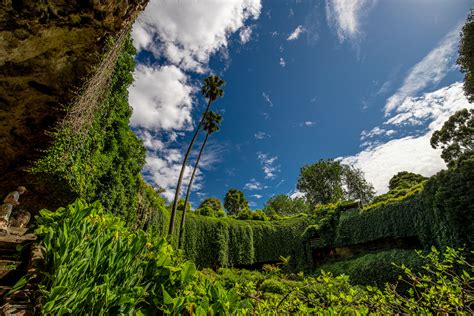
[0,0,147,210]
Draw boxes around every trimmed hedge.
[335,159,474,250]
[317,249,425,287]
[181,214,312,268]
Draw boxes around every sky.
[128,0,473,209]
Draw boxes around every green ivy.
[32,35,145,222]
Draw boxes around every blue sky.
[129,0,473,209]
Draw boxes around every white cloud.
[299,121,316,127]
[245,178,265,190]
[129,0,262,200]
[251,194,263,199]
[342,83,472,195]
[384,25,461,114]
[254,131,271,140]
[133,0,262,72]
[287,25,305,41]
[279,57,286,67]
[262,92,274,107]
[325,0,377,42]
[130,65,195,131]
[239,25,253,44]
[360,127,396,141]
[257,152,280,179]
[143,146,201,201]
[289,190,305,199]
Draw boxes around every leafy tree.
[389,171,427,191]
[224,189,248,216]
[430,108,474,167]
[296,159,375,206]
[263,194,309,216]
[178,111,222,247]
[342,165,375,205]
[198,197,224,213]
[458,9,474,102]
[169,75,224,235]
[195,206,216,217]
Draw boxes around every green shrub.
[32,35,145,222]
[317,249,425,287]
[34,199,196,315]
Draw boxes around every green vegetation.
[179,111,223,247]
[224,188,249,215]
[32,35,145,222]
[458,9,474,102]
[181,213,311,268]
[431,108,474,167]
[336,158,474,249]
[263,194,309,216]
[32,200,474,314]
[297,159,375,206]
[169,75,225,235]
[318,249,425,287]
[364,171,427,211]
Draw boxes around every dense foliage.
[263,194,309,216]
[34,200,195,314]
[181,213,311,268]
[32,36,145,221]
[430,108,474,167]
[364,171,427,211]
[388,171,427,191]
[297,159,374,205]
[458,9,474,102]
[336,158,474,249]
[224,189,249,215]
[32,199,473,315]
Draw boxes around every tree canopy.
[296,159,375,206]
[224,189,248,215]
[430,108,474,167]
[458,10,474,102]
[198,197,224,213]
[389,172,427,191]
[263,194,309,216]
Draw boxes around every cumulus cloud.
[385,25,462,114]
[130,65,195,131]
[257,152,280,179]
[129,0,262,200]
[287,25,305,41]
[342,83,472,195]
[132,0,262,72]
[251,194,263,199]
[325,0,377,42]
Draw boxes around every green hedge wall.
[181,214,312,268]
[317,249,425,287]
[335,159,474,250]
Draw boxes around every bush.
[34,199,196,314]
[317,249,425,287]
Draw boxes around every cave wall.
[0,0,147,211]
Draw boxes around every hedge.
[317,249,425,287]
[181,214,312,268]
[334,159,474,250]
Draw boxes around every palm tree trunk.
[178,132,209,248]
[168,99,212,235]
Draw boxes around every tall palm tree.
[168,75,225,235]
[178,111,222,248]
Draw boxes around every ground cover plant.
[31,199,474,314]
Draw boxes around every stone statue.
[0,186,27,229]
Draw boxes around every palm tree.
[168,75,225,235]
[178,111,222,248]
